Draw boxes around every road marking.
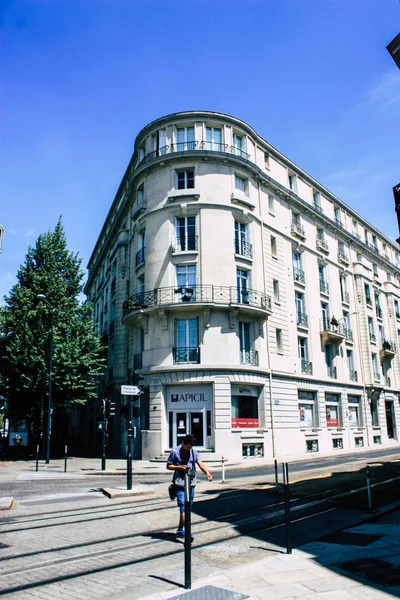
[18,492,104,504]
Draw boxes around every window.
[383,243,388,257]
[321,302,329,328]
[239,322,257,365]
[176,169,194,190]
[313,190,321,208]
[347,395,362,427]
[338,241,348,262]
[235,221,251,257]
[298,391,317,427]
[237,268,249,303]
[395,299,400,319]
[352,219,359,236]
[271,236,277,258]
[273,279,280,303]
[292,251,304,283]
[365,284,372,305]
[152,129,166,155]
[368,317,375,342]
[176,216,196,251]
[176,126,195,151]
[319,264,328,294]
[264,152,270,169]
[205,126,222,151]
[325,393,341,427]
[232,132,245,155]
[176,265,196,301]
[231,387,259,428]
[387,272,392,282]
[370,400,379,426]
[372,235,378,251]
[306,439,319,452]
[347,349,356,380]
[288,172,297,192]
[298,337,311,373]
[372,353,380,380]
[268,195,275,215]
[334,206,342,225]
[373,263,379,277]
[174,319,199,363]
[340,275,349,303]
[343,311,351,337]
[136,231,146,266]
[137,274,145,295]
[333,438,343,449]
[296,291,307,326]
[375,293,382,318]
[276,328,283,353]
[235,174,246,193]
[356,252,362,262]
[365,229,369,246]
[138,144,145,163]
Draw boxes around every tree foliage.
[0,219,105,425]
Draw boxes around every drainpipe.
[258,180,276,457]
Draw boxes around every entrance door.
[190,413,204,446]
[385,401,395,439]
[176,412,188,446]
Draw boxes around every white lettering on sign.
[171,393,206,403]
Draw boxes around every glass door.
[190,413,204,446]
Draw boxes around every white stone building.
[84,110,400,460]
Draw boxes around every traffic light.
[108,401,116,416]
[98,420,103,430]
[132,404,139,419]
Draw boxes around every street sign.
[121,385,142,395]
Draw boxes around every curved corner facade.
[85,111,400,460]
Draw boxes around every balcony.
[173,347,200,364]
[240,349,259,366]
[319,279,329,295]
[380,340,396,359]
[320,319,346,344]
[135,247,145,267]
[337,251,349,265]
[200,141,228,152]
[170,141,198,153]
[230,145,250,160]
[297,311,308,328]
[123,284,272,321]
[301,360,313,375]
[291,222,306,239]
[316,237,329,253]
[235,239,253,259]
[327,366,337,378]
[293,267,305,285]
[313,203,324,214]
[172,236,198,253]
[349,370,358,382]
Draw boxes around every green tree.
[0,219,106,442]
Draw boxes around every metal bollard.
[366,465,373,511]
[184,470,192,590]
[64,445,68,473]
[283,463,292,554]
[221,456,225,483]
[274,458,279,491]
[36,444,39,472]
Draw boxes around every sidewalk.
[139,504,400,600]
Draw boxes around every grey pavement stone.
[301,576,362,593]
[244,582,312,599]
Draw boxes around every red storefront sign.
[232,418,259,429]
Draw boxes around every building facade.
[85,111,400,460]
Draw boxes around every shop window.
[298,390,317,427]
[332,438,343,449]
[242,443,264,457]
[325,393,341,427]
[306,439,318,452]
[231,392,259,429]
[348,395,362,427]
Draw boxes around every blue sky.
[1,0,399,304]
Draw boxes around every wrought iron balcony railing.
[320,319,345,335]
[313,203,324,214]
[381,339,396,354]
[135,247,145,267]
[134,353,142,370]
[301,360,313,375]
[291,222,306,238]
[173,346,200,364]
[319,279,329,294]
[327,365,337,378]
[316,237,329,252]
[293,267,305,284]
[200,141,228,152]
[230,145,250,160]
[234,239,253,258]
[172,236,198,252]
[349,370,358,382]
[338,251,349,264]
[170,141,198,152]
[123,285,272,315]
[240,349,259,366]
[297,312,308,327]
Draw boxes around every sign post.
[184,470,192,589]
[121,385,142,491]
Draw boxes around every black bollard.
[366,465,372,511]
[36,444,39,472]
[283,463,292,554]
[184,470,192,590]
[274,458,279,491]
[64,445,68,473]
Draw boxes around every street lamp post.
[37,294,54,464]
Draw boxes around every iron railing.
[316,237,329,252]
[170,141,198,152]
[123,285,272,315]
[301,360,313,375]
[230,145,250,159]
[293,267,305,284]
[173,347,200,364]
[320,319,345,336]
[136,247,145,267]
[297,312,308,327]
[291,222,306,238]
[319,279,329,294]
[327,366,337,378]
[240,349,259,366]
[349,370,358,382]
[172,236,198,252]
[381,339,396,353]
[313,203,324,214]
[338,251,349,264]
[200,141,228,152]
[234,239,253,258]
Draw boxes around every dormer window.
[288,172,297,192]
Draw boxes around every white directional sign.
[121,385,142,396]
